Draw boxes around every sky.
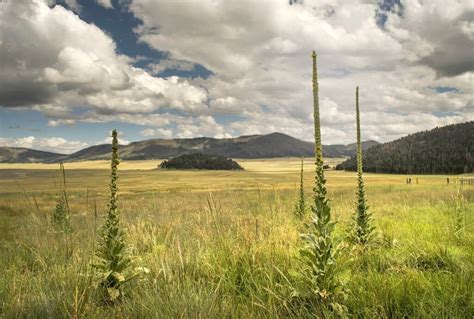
[0,0,473,154]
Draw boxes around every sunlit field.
[0,158,472,318]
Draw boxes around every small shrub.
[52,162,71,233]
[293,157,306,218]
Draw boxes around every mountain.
[0,132,379,163]
[337,122,474,174]
[0,147,64,163]
[54,144,113,162]
[321,140,379,158]
[57,132,378,161]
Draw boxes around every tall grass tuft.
[293,157,306,218]
[350,86,375,246]
[52,162,71,233]
[92,130,136,304]
[296,51,345,313]
[453,182,466,239]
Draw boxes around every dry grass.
[0,158,472,318]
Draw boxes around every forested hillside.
[337,122,473,174]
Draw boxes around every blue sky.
[0,0,472,153]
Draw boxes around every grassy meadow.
[0,158,473,318]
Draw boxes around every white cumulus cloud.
[129,0,473,143]
[0,0,208,117]
[0,136,87,154]
[0,0,472,146]
[140,128,173,139]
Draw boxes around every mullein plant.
[297,51,345,313]
[52,162,71,233]
[350,87,375,246]
[93,130,144,304]
[294,157,307,218]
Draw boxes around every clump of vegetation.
[350,86,375,246]
[293,157,306,218]
[296,51,345,314]
[92,130,139,304]
[453,182,466,238]
[159,153,243,170]
[52,162,71,233]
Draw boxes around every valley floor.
[0,159,472,318]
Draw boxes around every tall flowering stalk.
[352,87,375,246]
[299,51,342,307]
[93,130,133,304]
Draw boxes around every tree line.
[336,121,473,174]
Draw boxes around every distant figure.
[447,177,450,185]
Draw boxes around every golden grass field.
[0,158,472,318]
[0,158,457,195]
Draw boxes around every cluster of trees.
[337,121,473,174]
[159,153,244,170]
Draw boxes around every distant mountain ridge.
[0,147,65,163]
[0,132,379,163]
[337,121,473,174]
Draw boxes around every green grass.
[0,159,473,318]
